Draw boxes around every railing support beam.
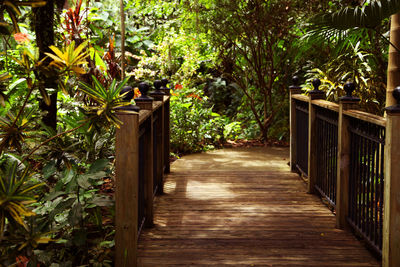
[336,82,360,229]
[289,76,302,172]
[383,88,400,267]
[115,110,139,267]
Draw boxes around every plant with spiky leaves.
[78,76,130,132]
[0,159,43,237]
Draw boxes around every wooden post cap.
[309,78,325,99]
[135,82,154,110]
[289,76,302,92]
[135,82,154,102]
[339,82,360,102]
[160,78,170,95]
[150,80,165,101]
[119,86,140,112]
[386,86,400,114]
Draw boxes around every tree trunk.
[33,0,58,130]
[386,13,400,107]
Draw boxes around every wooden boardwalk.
[137,147,381,266]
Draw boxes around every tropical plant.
[63,0,87,45]
[307,0,400,107]
[46,40,89,75]
[78,76,130,131]
[0,109,37,153]
[0,158,43,236]
[0,0,46,35]
[309,0,400,35]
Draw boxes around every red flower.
[187,93,202,100]
[13,33,30,44]
[174,84,183,90]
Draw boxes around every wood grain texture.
[383,113,400,267]
[312,99,339,112]
[137,147,381,266]
[292,94,309,102]
[115,113,139,267]
[343,109,386,127]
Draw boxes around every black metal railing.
[295,99,309,176]
[153,112,159,195]
[348,117,385,256]
[315,107,338,207]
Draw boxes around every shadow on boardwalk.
[138,146,381,267]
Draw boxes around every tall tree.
[197,0,300,141]
[33,0,58,129]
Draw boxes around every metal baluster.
[365,125,372,240]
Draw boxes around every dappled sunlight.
[186,180,235,200]
[172,147,290,172]
[163,180,177,193]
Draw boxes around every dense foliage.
[0,0,394,265]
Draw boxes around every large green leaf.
[310,0,400,31]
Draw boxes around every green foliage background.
[0,0,393,265]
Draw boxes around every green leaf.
[94,51,107,71]
[42,161,56,179]
[88,159,109,173]
[77,175,91,189]
[62,168,76,184]
[9,78,26,90]
[44,190,66,201]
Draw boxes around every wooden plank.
[152,100,163,111]
[383,111,400,267]
[139,110,151,125]
[115,112,139,267]
[343,109,386,127]
[312,99,339,112]
[336,100,359,229]
[137,148,381,266]
[292,94,309,102]
[290,85,302,172]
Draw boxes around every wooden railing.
[114,79,170,267]
[290,76,400,267]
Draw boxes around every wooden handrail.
[289,77,400,266]
[312,99,339,112]
[291,94,309,102]
[343,109,386,127]
[115,92,170,267]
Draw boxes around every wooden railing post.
[383,87,400,267]
[150,80,166,195]
[136,82,154,227]
[308,78,325,194]
[161,78,171,174]
[289,76,302,172]
[336,82,360,229]
[115,107,139,267]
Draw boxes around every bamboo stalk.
[386,13,400,107]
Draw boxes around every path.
[137,146,381,266]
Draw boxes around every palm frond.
[310,0,400,32]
